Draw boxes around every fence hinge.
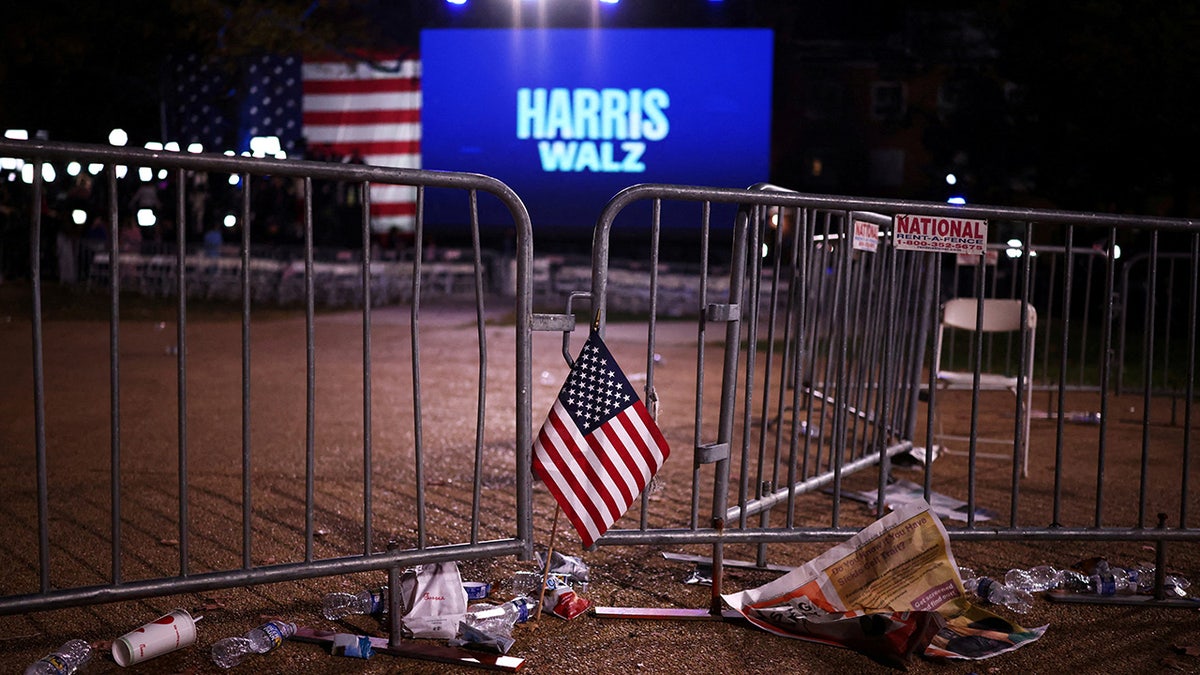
[706,303,740,322]
[695,442,729,464]
[531,313,576,332]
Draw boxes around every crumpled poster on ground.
[722,501,1046,665]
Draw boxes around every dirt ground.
[2,284,1200,674]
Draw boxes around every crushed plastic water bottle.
[463,596,535,637]
[24,639,92,675]
[210,620,296,669]
[960,567,1033,613]
[322,587,388,620]
[1004,565,1064,593]
[1128,563,1192,597]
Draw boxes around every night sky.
[2,0,1197,215]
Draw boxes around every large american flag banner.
[302,56,421,231]
[533,330,670,548]
[166,53,421,232]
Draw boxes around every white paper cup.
[112,608,198,666]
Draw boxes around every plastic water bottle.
[960,569,1033,613]
[24,639,92,675]
[1088,560,1136,596]
[211,620,296,669]
[463,597,535,636]
[1004,565,1064,592]
[1128,563,1192,596]
[322,587,387,620]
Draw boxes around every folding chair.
[932,298,1037,477]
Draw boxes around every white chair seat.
[937,371,1019,391]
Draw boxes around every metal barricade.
[575,183,1198,610]
[0,140,535,627]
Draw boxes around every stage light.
[41,163,56,183]
[4,129,29,140]
[228,174,240,186]
[945,173,957,185]
[145,142,163,151]
[72,209,87,225]
[88,163,103,175]
[157,169,168,180]
[0,157,22,171]
[21,165,33,184]
[187,143,204,153]
[224,214,237,228]
[446,0,466,5]
[164,142,180,152]
[115,165,128,179]
[109,129,128,146]
[137,208,156,226]
[67,162,81,176]
[139,167,153,182]
[947,196,966,205]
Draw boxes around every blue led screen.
[420,28,773,233]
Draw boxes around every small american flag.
[302,56,421,231]
[533,330,670,548]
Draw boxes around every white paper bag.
[398,561,467,639]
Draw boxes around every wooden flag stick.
[533,503,561,621]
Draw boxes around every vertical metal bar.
[646,198,662,378]
[361,181,374,553]
[1080,255,1096,387]
[1010,223,1033,515]
[1094,228,1118,527]
[738,206,762,522]
[241,172,254,568]
[176,168,189,576]
[711,202,750,595]
[1040,252,1057,412]
[690,202,710,531]
[108,166,122,585]
[1052,226,1076,527]
[864,247,890,448]
[470,190,486,544]
[965,258,987,527]
[513,185,534,561]
[874,223,899,514]
[1181,232,1198,529]
[1161,257,1175,392]
[387,541,402,649]
[304,176,316,562]
[641,198,662,528]
[31,161,49,592]
[754,204,786,523]
[843,223,870,461]
[801,214,832,484]
[904,253,935,444]
[412,186,427,549]
[922,256,942,502]
[761,206,802,564]
[785,208,811,528]
[1137,232,1159,527]
[828,217,853,525]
